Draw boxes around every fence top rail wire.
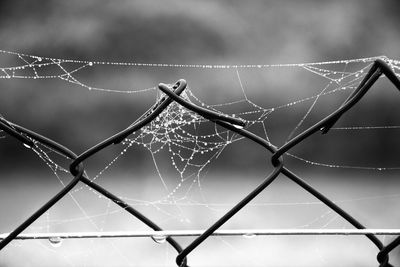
[2,229,400,240]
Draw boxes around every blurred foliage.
[0,0,400,172]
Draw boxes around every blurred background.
[0,0,399,170]
[0,0,400,266]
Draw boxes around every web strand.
[1,49,399,266]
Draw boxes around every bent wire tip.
[158,78,187,92]
[0,117,34,147]
[375,58,400,90]
[320,58,400,135]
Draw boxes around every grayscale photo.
[0,0,399,266]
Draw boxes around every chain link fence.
[0,59,400,266]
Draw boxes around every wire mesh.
[0,59,399,266]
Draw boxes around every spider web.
[0,50,400,266]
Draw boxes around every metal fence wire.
[0,59,400,266]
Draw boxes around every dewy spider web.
[0,49,400,266]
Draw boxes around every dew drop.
[242,233,256,239]
[151,234,167,244]
[23,143,31,149]
[37,57,42,62]
[233,124,244,129]
[49,236,63,247]
[88,62,93,66]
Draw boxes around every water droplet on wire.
[233,124,244,129]
[23,143,31,149]
[151,234,167,244]
[49,236,63,247]
[242,233,256,239]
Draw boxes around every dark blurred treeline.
[0,0,400,174]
